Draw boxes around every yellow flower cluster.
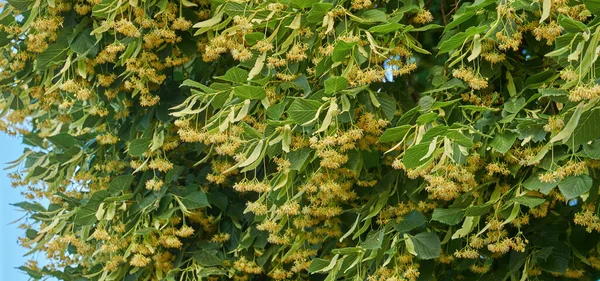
[568,84,600,102]
[452,67,488,90]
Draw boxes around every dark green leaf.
[432,208,464,225]
[394,210,426,232]
[558,175,593,200]
[129,138,151,157]
[410,232,440,260]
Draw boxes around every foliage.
[2,0,600,280]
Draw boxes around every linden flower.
[148,158,173,172]
[413,9,434,24]
[145,178,163,191]
[175,225,195,238]
[97,133,119,145]
[130,254,151,267]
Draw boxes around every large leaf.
[432,208,464,225]
[324,77,349,94]
[288,99,322,125]
[394,210,426,232]
[558,175,593,200]
[410,232,441,260]
[129,138,152,157]
[233,85,266,100]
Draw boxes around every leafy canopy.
[2,0,600,280]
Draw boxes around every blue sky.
[0,133,32,281]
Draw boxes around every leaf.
[180,191,210,209]
[410,232,440,260]
[233,85,267,100]
[570,108,600,147]
[394,210,426,232]
[467,34,482,61]
[239,140,265,168]
[332,41,357,62]
[108,175,135,194]
[306,3,333,23]
[194,250,223,266]
[248,52,266,80]
[69,29,98,56]
[193,11,224,28]
[513,196,546,208]
[403,142,435,169]
[324,77,349,94]
[309,254,339,273]
[432,208,464,225]
[551,102,583,143]
[129,138,152,157]
[368,22,404,34]
[74,190,108,226]
[379,125,412,142]
[584,0,600,14]
[37,34,69,70]
[540,0,551,23]
[557,14,587,33]
[290,0,319,9]
[523,172,557,194]
[7,0,33,10]
[288,99,322,125]
[47,133,78,150]
[558,175,593,200]
[220,67,249,83]
[359,10,388,23]
[360,230,384,249]
[489,131,517,154]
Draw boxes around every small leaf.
[490,131,517,154]
[324,77,349,94]
[360,230,384,249]
[180,191,210,209]
[233,85,267,100]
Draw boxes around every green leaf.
[233,85,266,100]
[7,0,33,10]
[368,22,404,34]
[332,41,357,62]
[379,125,412,142]
[394,210,426,232]
[557,14,587,33]
[324,77,349,94]
[74,190,108,226]
[465,204,492,216]
[129,138,152,157]
[306,3,333,23]
[432,208,464,225]
[403,141,435,169]
[490,131,517,154]
[181,191,210,209]
[570,108,600,147]
[360,229,384,249]
[359,10,388,23]
[558,175,593,200]
[108,175,135,194]
[69,29,98,56]
[288,99,322,125]
[193,250,223,266]
[513,196,546,208]
[583,140,600,159]
[446,131,473,147]
[290,0,319,9]
[47,133,78,150]
[523,172,557,194]
[37,33,70,70]
[288,148,312,171]
[551,103,583,144]
[410,232,440,260]
[583,0,600,15]
[219,67,249,83]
